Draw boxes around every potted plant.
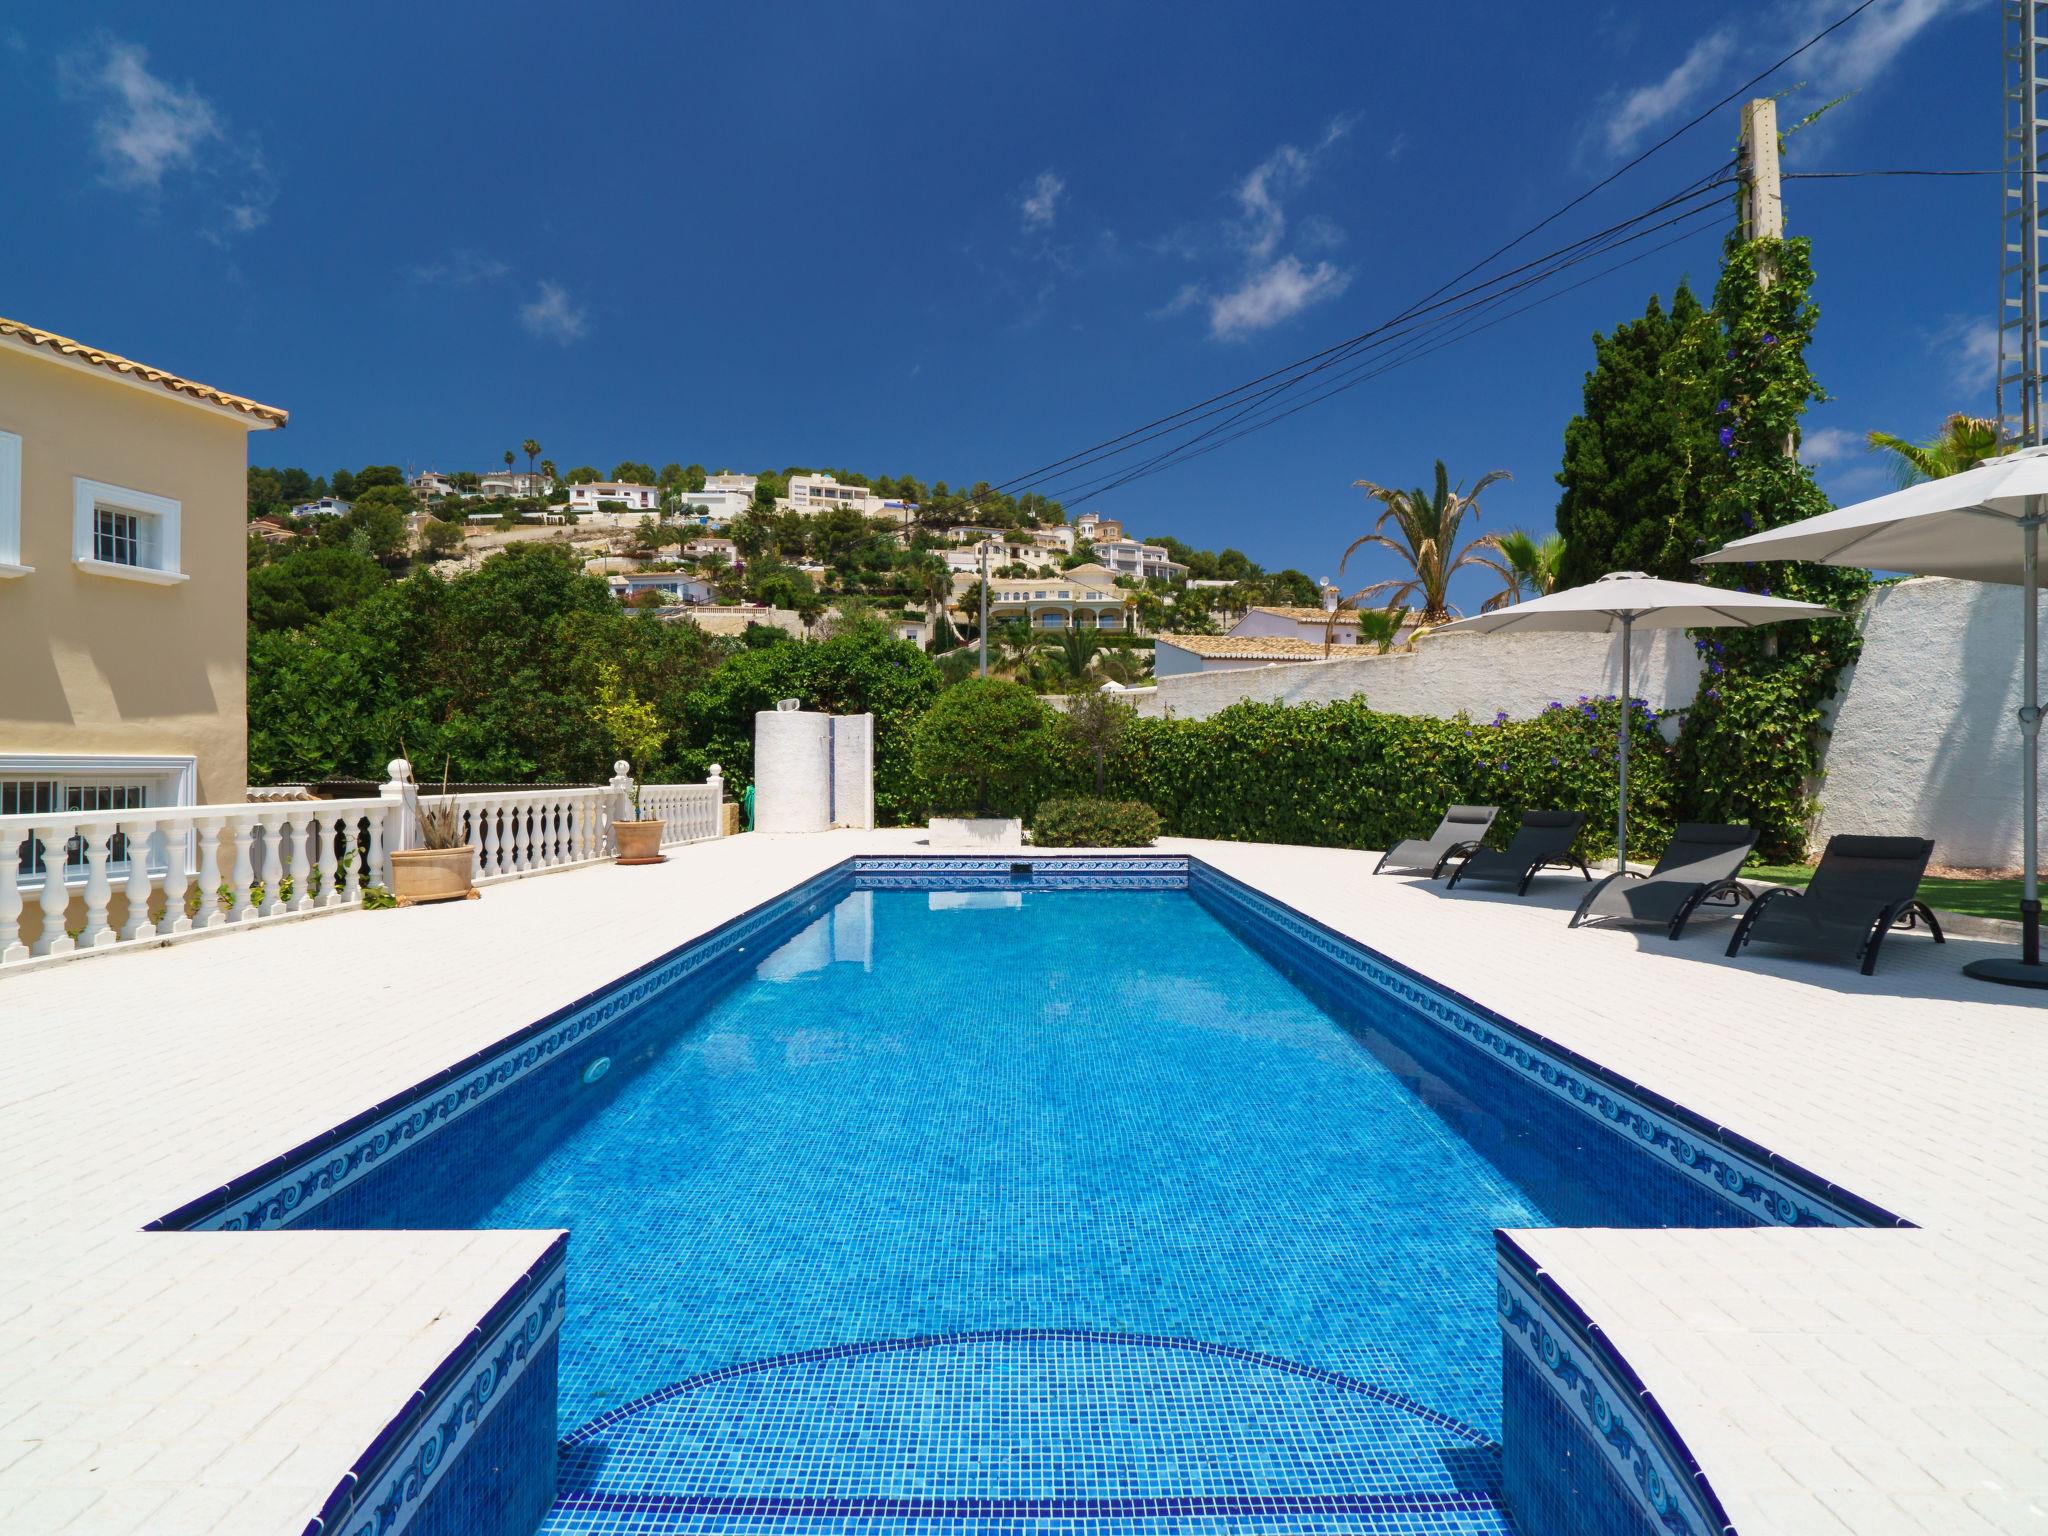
[911,676,1054,849]
[591,663,668,865]
[389,773,479,904]
[612,767,667,864]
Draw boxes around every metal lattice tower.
[2000,1,2048,448]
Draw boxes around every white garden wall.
[753,709,875,833]
[1138,628,1704,724]
[1814,578,2033,869]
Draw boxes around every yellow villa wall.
[0,347,257,802]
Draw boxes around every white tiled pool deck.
[1,830,2044,1534]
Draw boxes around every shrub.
[1101,696,1673,859]
[912,677,1060,818]
[1031,796,1161,848]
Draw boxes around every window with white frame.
[73,478,184,582]
[0,428,21,572]
[1,755,196,884]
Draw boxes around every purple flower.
[1717,398,1730,413]
[1719,427,1734,447]
[1706,688,1721,703]
[1761,333,1777,346]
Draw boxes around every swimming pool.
[174,858,1873,1536]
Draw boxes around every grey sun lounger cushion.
[1726,834,1943,975]
[1569,822,1759,938]
[1445,810,1589,896]
[1373,805,1499,877]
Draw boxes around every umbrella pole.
[1617,615,1632,871]
[1967,514,2048,987]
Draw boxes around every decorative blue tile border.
[1188,860,1906,1233]
[1496,1234,1734,1536]
[559,1325,1498,1449]
[547,1488,1505,1524]
[304,1233,568,1536]
[853,855,1189,891]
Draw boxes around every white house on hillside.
[478,470,550,498]
[704,473,757,495]
[786,475,886,516]
[1092,536,1186,582]
[569,482,659,515]
[410,471,457,502]
[292,497,351,518]
[673,488,753,525]
[1074,512,1122,544]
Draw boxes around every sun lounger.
[1445,810,1589,896]
[1724,834,1943,975]
[1569,822,1758,938]
[1373,804,1500,878]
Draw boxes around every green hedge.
[1099,696,1673,858]
[1030,796,1162,848]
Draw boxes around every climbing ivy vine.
[1674,236,1869,859]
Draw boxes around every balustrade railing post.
[255,813,287,918]
[160,818,194,936]
[227,819,257,924]
[120,820,157,941]
[366,807,392,892]
[34,825,74,956]
[708,764,724,838]
[80,824,116,948]
[381,759,418,852]
[193,817,226,929]
[311,813,338,909]
[0,832,25,964]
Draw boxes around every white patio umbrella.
[1700,442,2048,988]
[1431,572,1839,871]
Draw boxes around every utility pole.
[978,539,990,677]
[2000,0,2048,447]
[1738,97,1782,280]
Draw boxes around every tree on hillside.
[539,460,556,488]
[1339,460,1514,624]
[504,450,515,472]
[1865,413,2010,486]
[522,439,542,489]
[1553,283,1722,586]
[612,460,657,486]
[249,544,390,633]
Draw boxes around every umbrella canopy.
[1698,443,2048,582]
[1432,570,1839,635]
[1433,572,1839,869]
[1700,444,2048,987]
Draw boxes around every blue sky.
[0,1,1995,604]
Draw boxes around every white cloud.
[1385,131,1410,162]
[1159,116,1357,340]
[1928,313,1998,399]
[1208,257,1352,340]
[1604,30,1735,155]
[65,38,221,190]
[1595,0,1972,157]
[59,36,273,241]
[1799,425,1863,466]
[412,250,513,286]
[519,281,588,345]
[1020,169,1065,230]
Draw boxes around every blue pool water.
[303,879,1751,1535]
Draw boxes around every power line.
[1034,180,1735,505]
[1024,172,1738,504]
[945,0,1881,525]
[1784,168,2000,178]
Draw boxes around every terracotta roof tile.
[0,316,287,427]
[1156,634,1370,661]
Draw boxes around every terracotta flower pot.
[388,846,479,905]
[614,818,667,865]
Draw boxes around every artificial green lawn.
[1743,863,2022,921]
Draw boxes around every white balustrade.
[0,763,724,973]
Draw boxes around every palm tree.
[1340,461,1514,625]
[540,458,557,487]
[503,450,515,476]
[1865,414,2008,486]
[1484,529,1567,610]
[522,439,542,494]
[1044,628,1102,688]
